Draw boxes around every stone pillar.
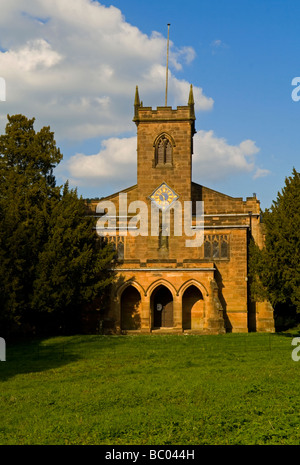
[204,279,226,334]
[256,301,275,332]
[173,294,183,331]
[141,295,151,333]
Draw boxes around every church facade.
[86,85,274,334]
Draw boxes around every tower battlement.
[133,85,195,130]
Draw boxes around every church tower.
[133,85,196,205]
[129,85,198,261]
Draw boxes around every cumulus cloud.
[192,130,260,182]
[64,129,267,192]
[0,39,62,72]
[0,0,269,193]
[143,64,213,111]
[0,0,212,141]
[63,136,138,191]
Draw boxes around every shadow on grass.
[271,327,300,338]
[1,338,80,382]
[1,333,146,381]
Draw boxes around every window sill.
[155,163,173,168]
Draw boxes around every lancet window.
[155,134,173,166]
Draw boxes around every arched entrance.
[121,285,141,330]
[151,285,173,328]
[182,285,204,330]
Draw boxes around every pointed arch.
[151,284,174,328]
[177,279,209,298]
[153,133,175,166]
[116,279,146,298]
[120,284,141,330]
[146,278,177,298]
[153,132,176,148]
[182,284,204,331]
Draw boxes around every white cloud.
[253,167,271,179]
[142,64,213,111]
[0,0,211,141]
[0,0,269,193]
[0,39,62,72]
[192,130,262,182]
[64,136,138,189]
[64,129,268,192]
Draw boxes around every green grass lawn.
[1,332,300,445]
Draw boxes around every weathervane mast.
[165,23,170,106]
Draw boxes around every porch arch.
[151,284,174,328]
[116,279,146,299]
[120,284,142,330]
[182,284,204,331]
[146,278,177,298]
[177,279,209,298]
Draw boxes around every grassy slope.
[1,333,300,445]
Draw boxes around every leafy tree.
[249,168,300,328]
[0,114,115,337]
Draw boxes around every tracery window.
[155,135,173,166]
[101,235,125,260]
[203,234,229,260]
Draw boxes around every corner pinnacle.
[133,85,140,123]
[188,84,194,106]
[134,85,140,107]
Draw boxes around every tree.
[249,168,300,328]
[0,114,115,337]
[0,115,62,334]
[31,182,115,333]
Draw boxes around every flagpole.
[165,24,170,106]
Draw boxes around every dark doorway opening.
[152,285,173,328]
[121,285,141,330]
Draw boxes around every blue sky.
[0,0,299,209]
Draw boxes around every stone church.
[86,85,274,334]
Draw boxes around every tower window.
[155,135,173,166]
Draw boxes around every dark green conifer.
[0,114,115,336]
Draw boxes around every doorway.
[182,285,204,330]
[151,285,173,328]
[121,285,141,330]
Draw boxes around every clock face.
[149,182,179,210]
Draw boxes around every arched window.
[155,135,173,166]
